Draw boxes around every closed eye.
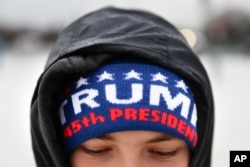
[79,146,111,156]
[149,149,178,160]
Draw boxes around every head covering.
[58,59,198,155]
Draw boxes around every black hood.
[31,7,214,167]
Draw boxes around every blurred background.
[0,0,249,166]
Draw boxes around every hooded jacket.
[31,7,214,167]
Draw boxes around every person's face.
[70,131,190,167]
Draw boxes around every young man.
[30,7,214,167]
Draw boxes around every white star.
[175,80,188,93]
[76,77,88,88]
[124,70,142,80]
[97,71,114,82]
[151,72,168,83]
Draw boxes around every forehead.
[92,131,180,143]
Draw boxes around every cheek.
[70,150,117,167]
[173,149,190,167]
[147,149,190,167]
[70,151,92,167]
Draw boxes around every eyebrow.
[146,134,174,143]
[96,135,115,141]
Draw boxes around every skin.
[70,131,190,167]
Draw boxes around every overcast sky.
[1,0,249,30]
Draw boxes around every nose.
[120,153,146,167]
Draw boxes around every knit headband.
[58,59,198,155]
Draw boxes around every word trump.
[59,83,197,127]
[60,84,197,126]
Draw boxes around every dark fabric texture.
[31,7,214,167]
